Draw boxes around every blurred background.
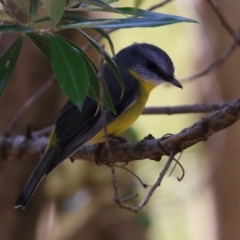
[0,0,240,239]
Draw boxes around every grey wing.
[47,63,140,173]
[47,90,139,173]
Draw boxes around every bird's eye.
[147,61,158,71]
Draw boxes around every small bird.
[15,43,182,209]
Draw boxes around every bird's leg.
[94,142,105,166]
[94,135,128,166]
[143,133,173,161]
[107,134,128,143]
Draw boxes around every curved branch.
[142,100,236,114]
[1,98,240,162]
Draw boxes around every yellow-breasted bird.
[15,43,182,209]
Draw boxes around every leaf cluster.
[0,0,196,111]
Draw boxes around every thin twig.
[206,0,240,47]
[114,150,176,212]
[4,76,55,136]
[0,0,23,25]
[32,125,53,137]
[183,0,240,82]
[114,165,148,188]
[168,152,185,181]
[118,193,139,203]
[181,29,240,81]
[148,0,173,11]
[142,100,237,114]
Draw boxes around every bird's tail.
[15,148,58,209]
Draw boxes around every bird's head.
[115,43,182,89]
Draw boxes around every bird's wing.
[47,86,139,173]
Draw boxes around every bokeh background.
[0,0,240,239]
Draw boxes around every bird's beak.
[169,78,182,89]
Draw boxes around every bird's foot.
[143,133,173,162]
[107,134,128,143]
[94,142,105,166]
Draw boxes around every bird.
[15,43,182,209]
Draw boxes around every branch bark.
[1,98,240,162]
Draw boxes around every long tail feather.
[15,148,58,209]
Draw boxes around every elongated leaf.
[116,7,198,19]
[61,13,115,56]
[57,19,118,29]
[11,0,30,18]
[0,36,23,100]
[82,5,197,24]
[60,37,116,114]
[27,33,50,60]
[50,34,89,110]
[92,16,197,29]
[0,25,33,32]
[94,28,115,56]
[75,0,122,14]
[30,0,39,16]
[116,7,161,17]
[41,0,66,26]
[78,29,124,91]
[58,11,197,30]
[25,31,115,112]
[101,0,118,3]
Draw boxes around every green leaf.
[57,19,118,29]
[11,0,30,18]
[116,7,197,20]
[94,28,115,56]
[101,0,118,3]
[57,10,197,30]
[27,33,50,60]
[61,13,115,56]
[41,0,66,26]
[78,29,124,92]
[30,0,39,16]
[50,34,89,110]
[75,0,122,14]
[92,16,197,29]
[0,36,23,100]
[83,6,198,24]
[59,37,116,114]
[0,24,33,32]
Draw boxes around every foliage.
[0,0,196,111]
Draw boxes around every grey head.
[114,43,182,88]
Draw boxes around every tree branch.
[181,29,240,81]
[142,100,236,114]
[206,0,240,46]
[1,98,240,162]
[74,98,240,163]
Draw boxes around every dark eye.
[147,61,158,71]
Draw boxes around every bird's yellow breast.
[90,71,157,143]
